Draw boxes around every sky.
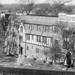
[1,0,18,4]
[1,0,75,5]
[0,0,50,4]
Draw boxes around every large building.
[18,15,63,60]
[58,13,75,28]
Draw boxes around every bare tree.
[19,0,34,4]
[47,0,73,16]
[47,0,72,4]
[19,0,34,15]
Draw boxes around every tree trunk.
[52,54,53,64]
[52,54,55,64]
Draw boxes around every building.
[58,13,75,50]
[18,15,63,60]
[58,13,75,28]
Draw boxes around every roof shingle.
[19,15,58,26]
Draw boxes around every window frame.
[26,34,30,41]
[37,36,41,42]
[42,36,47,44]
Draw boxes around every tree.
[0,14,10,56]
[43,40,62,64]
[20,0,34,4]
[20,0,34,15]
[51,40,62,64]
[4,15,19,56]
[0,16,10,38]
[48,0,72,4]
[47,0,73,16]
[34,7,48,16]
[23,3,34,15]
[63,6,73,14]
[34,3,52,16]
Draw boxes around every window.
[38,26,42,31]
[25,24,31,29]
[42,37,47,44]
[34,25,37,30]
[29,24,31,29]
[27,46,29,50]
[25,24,29,29]
[49,26,52,32]
[20,26,23,33]
[55,27,59,33]
[36,25,41,31]
[19,36,23,42]
[37,36,41,42]
[32,25,34,30]
[45,26,49,32]
[36,25,38,30]
[55,40,58,45]
[30,25,34,30]
[53,26,56,32]
[36,48,39,53]
[26,34,30,40]
[43,26,46,32]
[55,27,57,32]
[29,24,32,30]
[32,35,34,40]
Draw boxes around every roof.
[19,15,58,26]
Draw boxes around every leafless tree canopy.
[47,0,73,4]
[19,0,34,4]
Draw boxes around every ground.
[0,54,75,72]
[0,44,74,71]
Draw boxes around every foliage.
[50,4,73,16]
[34,3,51,15]
[8,8,13,12]
[52,0,71,4]
[34,8,48,16]
[43,40,62,64]
[0,16,10,38]
[33,3,73,16]
[58,21,74,51]
[23,3,34,15]
[51,40,62,63]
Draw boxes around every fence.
[0,67,75,75]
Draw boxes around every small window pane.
[43,26,46,32]
[27,34,30,40]
[37,36,41,42]
[32,35,34,40]
[46,26,49,32]
[49,26,52,32]
[42,37,47,44]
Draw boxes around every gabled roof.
[19,15,58,26]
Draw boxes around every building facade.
[18,15,63,60]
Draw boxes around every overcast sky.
[1,0,75,5]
